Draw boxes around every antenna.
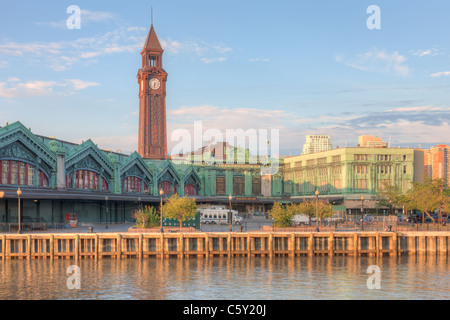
[151,6,153,26]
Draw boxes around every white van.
[291,214,310,226]
[199,208,243,225]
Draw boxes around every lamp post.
[360,195,364,231]
[388,200,392,231]
[315,189,320,232]
[17,188,22,234]
[160,188,164,233]
[105,196,109,229]
[228,194,232,232]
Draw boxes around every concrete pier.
[0,232,448,260]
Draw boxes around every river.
[0,255,448,300]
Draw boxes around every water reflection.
[0,255,448,300]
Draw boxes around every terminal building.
[0,18,428,224]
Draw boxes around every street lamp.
[315,189,320,232]
[105,196,109,229]
[228,194,232,232]
[17,188,22,234]
[360,195,365,231]
[388,200,392,230]
[160,188,164,233]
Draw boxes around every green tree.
[268,202,293,227]
[410,178,446,224]
[132,205,160,229]
[377,182,414,217]
[162,194,198,230]
[295,200,316,224]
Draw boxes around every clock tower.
[137,17,168,160]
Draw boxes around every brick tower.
[137,15,167,160]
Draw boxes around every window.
[216,176,226,195]
[124,176,148,193]
[355,154,368,161]
[331,166,341,175]
[354,179,368,190]
[332,179,341,193]
[332,155,341,163]
[160,180,174,195]
[317,157,327,165]
[403,166,407,174]
[0,160,44,187]
[1,161,9,184]
[185,184,197,196]
[307,159,315,166]
[252,176,261,195]
[10,161,17,185]
[378,165,392,174]
[233,176,245,195]
[73,170,102,190]
[295,161,302,168]
[378,179,391,190]
[355,165,368,174]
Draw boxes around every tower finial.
[151,6,153,26]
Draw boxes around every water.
[0,255,448,300]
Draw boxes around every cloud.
[67,79,100,91]
[0,27,145,71]
[200,57,227,64]
[160,38,232,64]
[249,58,270,63]
[308,105,450,147]
[0,78,100,98]
[411,48,439,57]
[0,61,9,68]
[335,48,410,76]
[431,71,450,78]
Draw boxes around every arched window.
[123,176,149,193]
[185,184,197,196]
[0,160,48,187]
[70,170,106,191]
[160,180,175,195]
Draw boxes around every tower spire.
[151,6,153,26]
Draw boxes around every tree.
[295,200,316,224]
[132,205,160,229]
[290,199,334,228]
[162,194,198,230]
[409,178,446,224]
[268,202,293,227]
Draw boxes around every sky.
[0,0,449,156]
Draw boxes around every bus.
[199,207,243,225]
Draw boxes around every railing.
[0,219,448,234]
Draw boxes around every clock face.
[149,78,160,90]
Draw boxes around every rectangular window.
[354,179,368,190]
[233,176,245,195]
[28,166,34,186]
[216,176,226,195]
[252,176,261,195]
[10,161,17,185]
[2,161,9,184]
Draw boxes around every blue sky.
[0,0,449,156]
